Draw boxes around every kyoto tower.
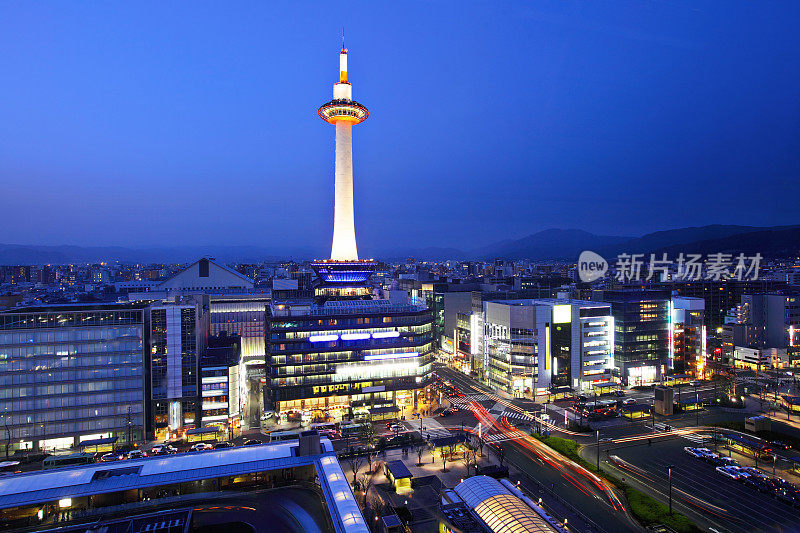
[318,44,369,261]
[313,42,375,291]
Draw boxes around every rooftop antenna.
[341,27,345,51]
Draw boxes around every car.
[622,398,636,405]
[599,438,614,444]
[100,452,121,462]
[213,441,234,449]
[775,489,800,508]
[614,390,626,397]
[125,450,146,460]
[189,443,211,452]
[683,447,702,457]
[718,457,738,467]
[244,439,262,446]
[771,440,792,450]
[743,473,772,492]
[701,452,720,464]
[151,444,167,455]
[716,466,743,480]
[389,424,404,432]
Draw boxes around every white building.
[483,299,614,396]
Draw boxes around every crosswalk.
[500,409,535,423]
[413,418,455,439]
[481,429,528,443]
[447,393,494,409]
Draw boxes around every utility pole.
[695,382,700,427]
[596,430,600,471]
[668,465,673,515]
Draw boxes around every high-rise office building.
[670,296,706,378]
[597,290,670,386]
[147,300,208,441]
[483,299,614,396]
[0,304,146,452]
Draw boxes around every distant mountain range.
[374,225,800,261]
[0,225,798,264]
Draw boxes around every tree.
[493,443,506,467]
[359,472,376,507]
[360,423,376,446]
[415,442,427,466]
[366,451,375,473]
[348,452,364,488]
[461,446,477,477]
[474,435,485,458]
[441,446,450,473]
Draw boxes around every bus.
[340,423,370,438]
[42,452,96,470]
[267,429,304,443]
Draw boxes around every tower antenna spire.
[341,27,345,51]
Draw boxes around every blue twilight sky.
[1,1,799,254]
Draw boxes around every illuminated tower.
[318,46,368,260]
[314,43,374,294]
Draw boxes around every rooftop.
[0,439,368,533]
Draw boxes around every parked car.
[744,474,773,493]
[716,466,744,480]
[213,441,234,449]
[701,452,720,464]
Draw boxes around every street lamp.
[668,465,673,515]
[596,430,600,471]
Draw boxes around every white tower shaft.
[331,121,358,260]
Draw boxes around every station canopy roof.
[386,460,413,479]
[454,476,560,533]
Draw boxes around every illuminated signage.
[364,351,418,361]
[552,305,571,324]
[169,401,181,431]
[341,333,371,341]
[371,331,400,339]
[309,334,339,342]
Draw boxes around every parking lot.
[608,437,800,533]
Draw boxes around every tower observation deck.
[314,45,375,287]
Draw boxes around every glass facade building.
[266,300,434,420]
[148,303,206,441]
[600,290,670,386]
[0,305,146,452]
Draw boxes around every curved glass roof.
[454,476,557,533]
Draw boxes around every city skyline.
[1,2,798,251]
